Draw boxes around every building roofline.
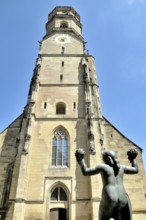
[0,114,23,134]
[103,116,143,151]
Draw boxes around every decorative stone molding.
[23,102,35,119]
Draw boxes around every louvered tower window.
[56,102,66,114]
[60,22,68,28]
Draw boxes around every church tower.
[0,6,146,220]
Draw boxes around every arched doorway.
[49,186,69,220]
[50,208,67,220]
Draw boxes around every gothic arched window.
[51,187,67,201]
[56,102,66,114]
[52,128,68,166]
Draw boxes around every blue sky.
[0,0,146,167]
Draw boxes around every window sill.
[50,166,69,169]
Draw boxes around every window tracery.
[51,187,67,201]
[52,128,68,166]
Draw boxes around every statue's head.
[102,150,119,167]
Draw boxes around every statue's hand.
[75,148,85,164]
[127,148,138,162]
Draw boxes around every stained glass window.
[52,129,68,166]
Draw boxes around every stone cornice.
[39,83,83,87]
[47,14,82,29]
[38,53,95,59]
[43,28,84,43]
[32,114,103,121]
[48,6,80,21]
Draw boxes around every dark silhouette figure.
[75,148,138,220]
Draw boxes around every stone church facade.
[0,6,146,220]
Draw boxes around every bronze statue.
[75,148,138,220]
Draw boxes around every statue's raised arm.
[75,149,104,176]
[123,148,138,174]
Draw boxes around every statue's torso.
[101,166,128,208]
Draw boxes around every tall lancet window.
[52,128,68,166]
